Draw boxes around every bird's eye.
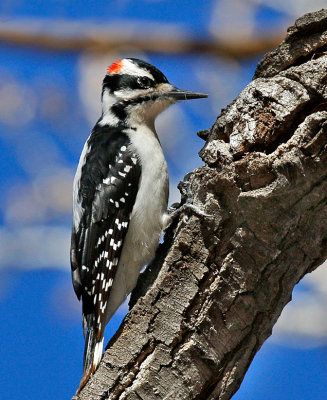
[137,76,153,88]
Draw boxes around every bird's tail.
[76,325,104,395]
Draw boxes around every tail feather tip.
[76,336,104,395]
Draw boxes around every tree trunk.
[74,10,327,400]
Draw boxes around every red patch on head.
[107,60,124,75]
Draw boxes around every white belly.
[104,125,169,322]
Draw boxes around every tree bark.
[74,10,327,400]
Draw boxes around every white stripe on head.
[109,59,154,80]
[114,88,152,101]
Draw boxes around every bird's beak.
[165,86,208,101]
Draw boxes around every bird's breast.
[128,125,169,245]
[118,126,169,286]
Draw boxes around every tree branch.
[0,18,282,59]
[74,9,327,400]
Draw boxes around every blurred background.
[0,1,326,399]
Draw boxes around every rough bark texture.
[74,10,327,400]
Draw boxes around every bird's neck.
[99,91,121,127]
[100,90,168,132]
[100,90,153,129]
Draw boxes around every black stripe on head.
[103,74,156,93]
[110,94,161,121]
[111,102,127,121]
[127,58,169,84]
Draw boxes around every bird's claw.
[168,202,212,225]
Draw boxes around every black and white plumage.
[71,58,207,393]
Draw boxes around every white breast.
[103,125,169,322]
[128,125,169,260]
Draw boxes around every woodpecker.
[71,58,207,392]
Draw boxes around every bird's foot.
[169,202,211,220]
[164,201,212,229]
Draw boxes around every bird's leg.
[163,174,212,230]
[165,202,211,227]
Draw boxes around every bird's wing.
[71,131,141,337]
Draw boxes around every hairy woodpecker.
[71,58,207,392]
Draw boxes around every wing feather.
[71,126,141,337]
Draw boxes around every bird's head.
[100,58,207,127]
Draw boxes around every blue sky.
[0,1,326,399]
